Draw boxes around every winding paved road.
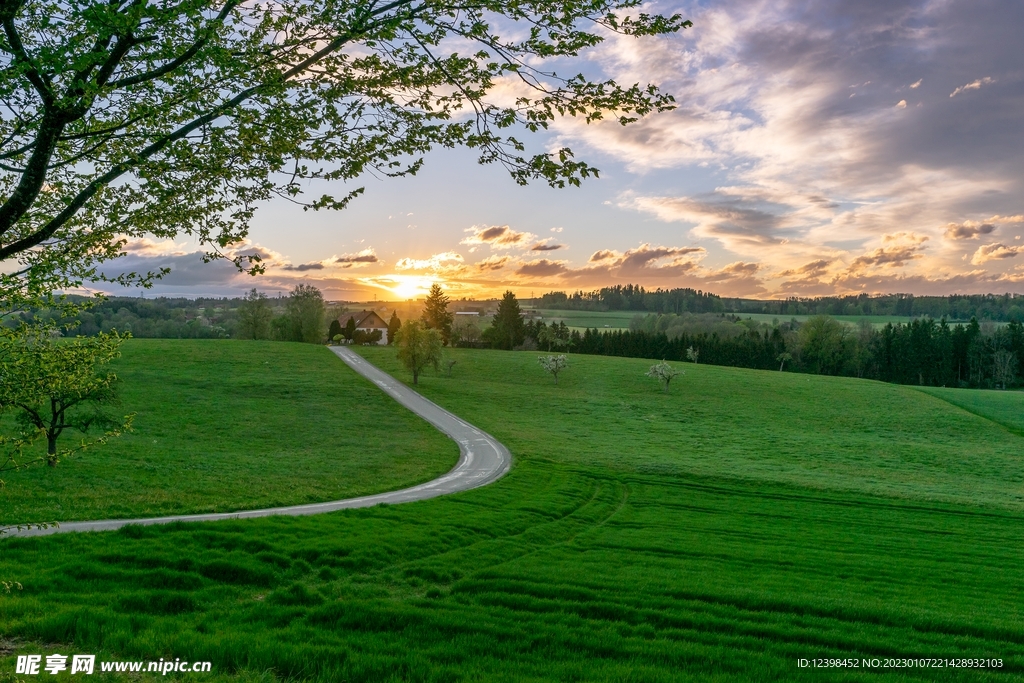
[4,347,511,538]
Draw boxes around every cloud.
[621,192,805,258]
[844,234,929,273]
[777,259,835,279]
[550,227,563,233]
[534,0,1024,295]
[504,242,765,293]
[120,237,191,257]
[530,241,566,252]
[944,221,996,240]
[474,255,511,271]
[334,249,380,267]
[971,243,1024,265]
[615,244,706,274]
[950,77,994,98]
[590,250,619,262]
[515,259,570,277]
[282,262,325,271]
[701,261,761,282]
[461,225,536,249]
[394,251,465,273]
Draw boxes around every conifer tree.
[387,311,402,346]
[487,291,526,350]
[422,284,454,346]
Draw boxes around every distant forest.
[10,296,273,339]
[563,316,1024,390]
[536,284,1024,321]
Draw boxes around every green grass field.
[0,340,457,525]
[525,309,934,331]
[525,309,639,330]
[2,345,1023,681]
[915,386,1024,435]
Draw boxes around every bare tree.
[993,349,1017,389]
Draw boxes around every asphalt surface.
[4,346,511,538]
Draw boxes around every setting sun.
[376,275,437,301]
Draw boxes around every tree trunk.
[47,433,58,462]
[412,368,419,385]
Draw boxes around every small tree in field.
[0,327,134,469]
[538,355,569,384]
[686,346,699,364]
[442,353,457,378]
[646,361,682,392]
[395,321,442,385]
[776,352,792,371]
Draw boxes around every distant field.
[3,345,1023,681]
[916,385,1024,435]
[0,339,456,525]
[735,312,919,327]
[527,309,645,330]
[526,309,940,331]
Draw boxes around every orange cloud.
[461,225,536,249]
[971,243,1024,265]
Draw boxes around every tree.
[422,284,454,345]
[539,321,570,351]
[327,319,343,343]
[538,355,569,384]
[237,288,273,340]
[451,315,482,346]
[395,321,442,385]
[285,284,325,343]
[776,352,792,371]
[0,327,133,465]
[993,349,1017,389]
[487,291,526,350]
[0,1,688,306]
[686,346,699,364]
[799,316,850,375]
[646,360,682,392]
[442,353,457,378]
[387,312,402,346]
[343,317,357,342]
[353,328,383,345]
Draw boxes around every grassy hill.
[0,340,457,525]
[1,345,1022,681]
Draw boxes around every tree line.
[727,292,1024,322]
[536,285,725,314]
[565,315,1024,390]
[535,285,1024,322]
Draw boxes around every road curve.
[4,346,511,538]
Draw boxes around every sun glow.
[369,275,437,300]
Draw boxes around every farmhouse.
[339,310,390,345]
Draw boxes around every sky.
[107,0,1024,302]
